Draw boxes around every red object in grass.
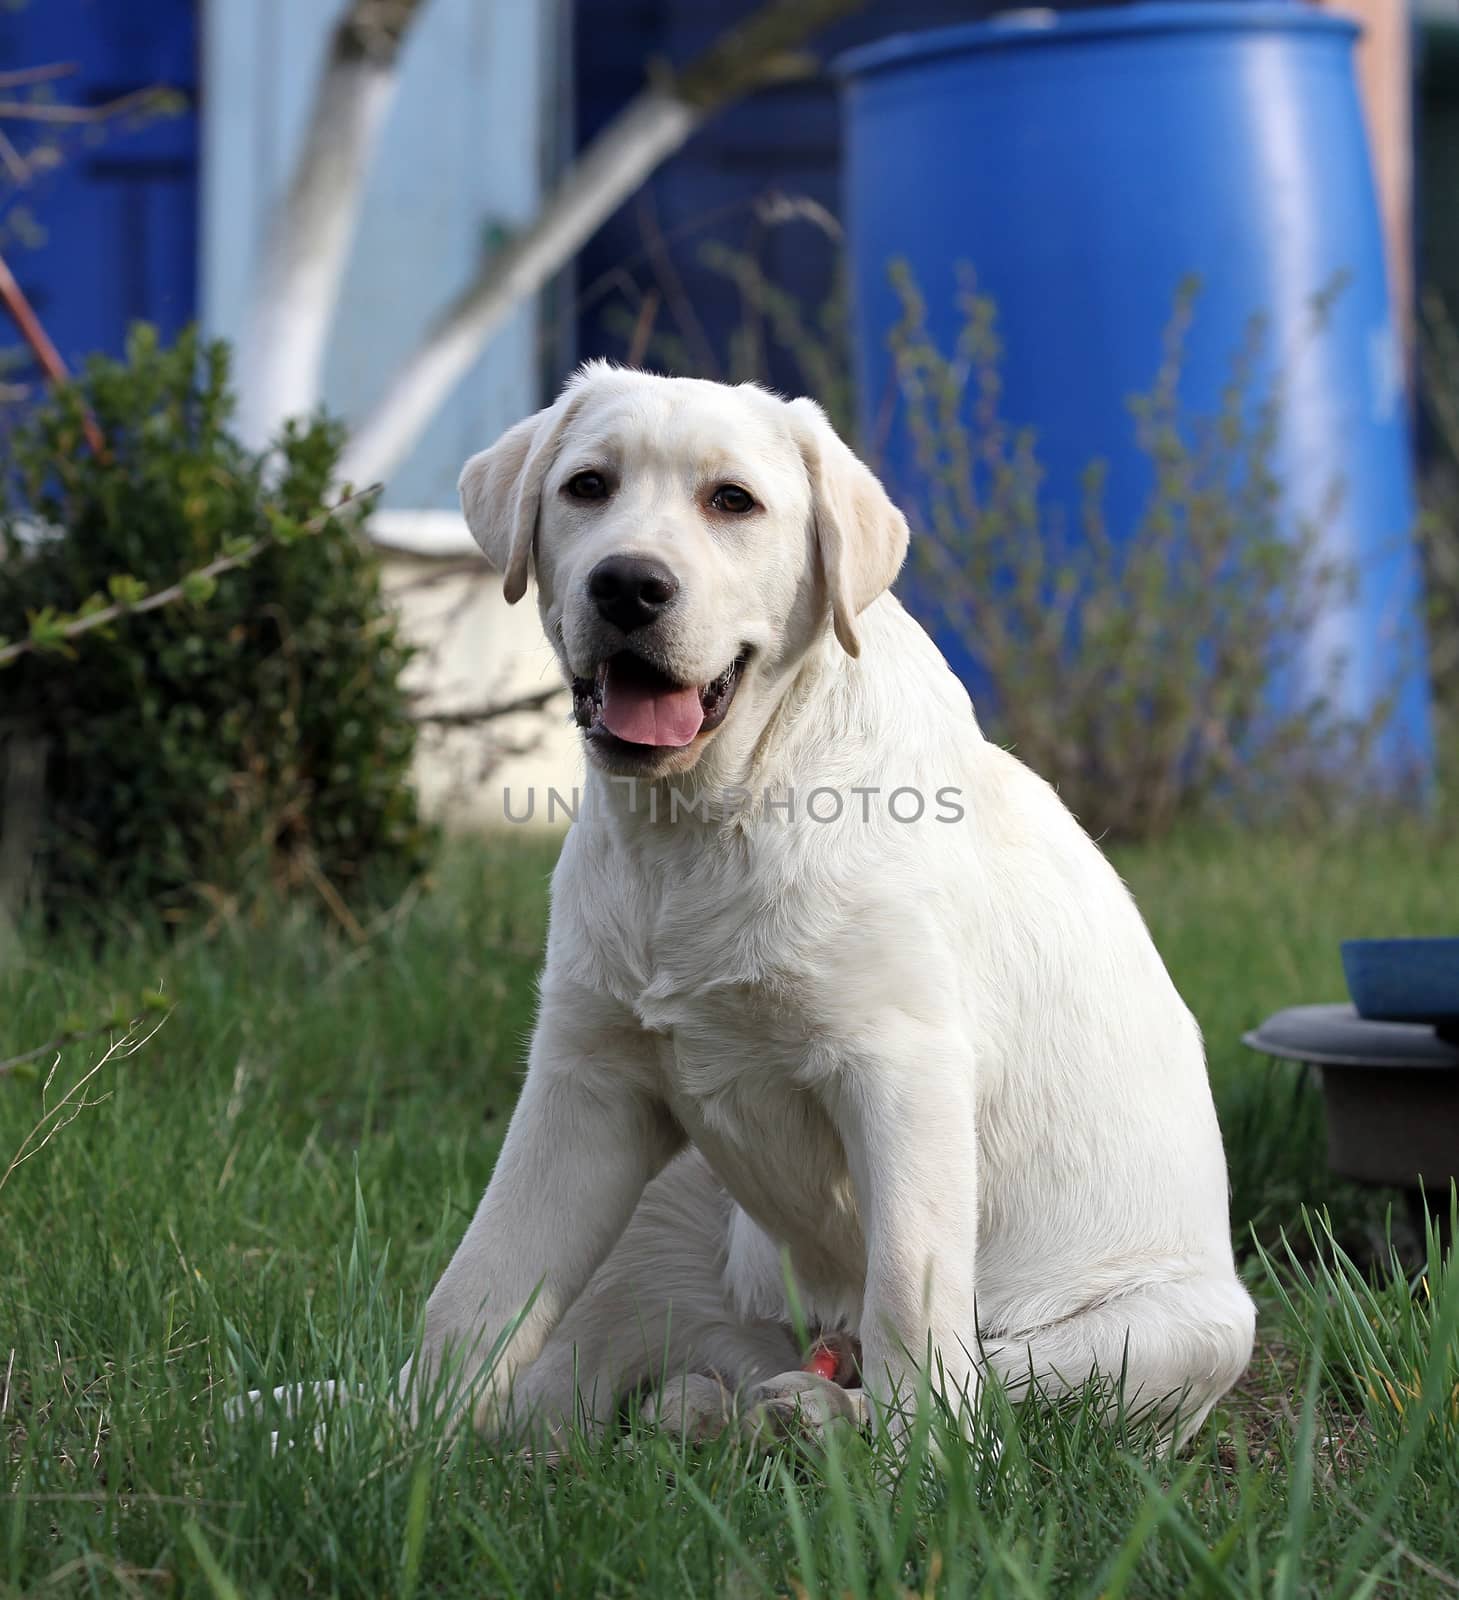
[804,1343,841,1382]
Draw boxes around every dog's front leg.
[828,1034,979,1438]
[409,983,679,1434]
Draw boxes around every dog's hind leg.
[977,1272,1256,1451]
[507,1149,800,1443]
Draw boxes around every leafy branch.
[0,482,381,668]
[0,990,172,1081]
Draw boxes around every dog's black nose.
[587,555,680,633]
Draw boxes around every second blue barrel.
[836,3,1433,787]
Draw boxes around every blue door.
[0,0,198,380]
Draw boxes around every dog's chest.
[575,838,815,1033]
[583,858,857,1246]
[647,976,860,1280]
[636,924,822,1105]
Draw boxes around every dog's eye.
[710,484,755,515]
[565,471,610,501]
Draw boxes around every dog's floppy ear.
[788,398,909,657]
[458,391,584,604]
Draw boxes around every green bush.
[886,265,1381,841]
[0,325,431,922]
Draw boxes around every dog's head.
[459,364,908,782]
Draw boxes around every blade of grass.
[677,1472,777,1600]
[182,1522,245,1600]
[399,1451,431,1600]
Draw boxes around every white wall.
[199,0,548,511]
[382,550,581,831]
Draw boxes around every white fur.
[408,367,1254,1449]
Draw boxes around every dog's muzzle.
[572,649,749,751]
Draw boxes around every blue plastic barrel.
[836,3,1433,788]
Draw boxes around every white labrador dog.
[239,364,1253,1451]
[397,362,1255,1451]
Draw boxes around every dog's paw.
[637,1373,736,1443]
[741,1370,869,1447]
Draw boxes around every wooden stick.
[0,248,105,455]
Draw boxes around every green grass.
[2,824,1457,1597]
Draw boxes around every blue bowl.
[1341,938,1459,1025]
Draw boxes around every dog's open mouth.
[572,650,749,751]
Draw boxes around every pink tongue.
[601,666,705,747]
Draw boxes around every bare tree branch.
[0,87,166,124]
[413,685,567,729]
[386,557,489,596]
[0,63,78,91]
[337,0,867,486]
[0,126,29,182]
[625,288,661,368]
[234,0,433,448]
[0,249,106,454]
